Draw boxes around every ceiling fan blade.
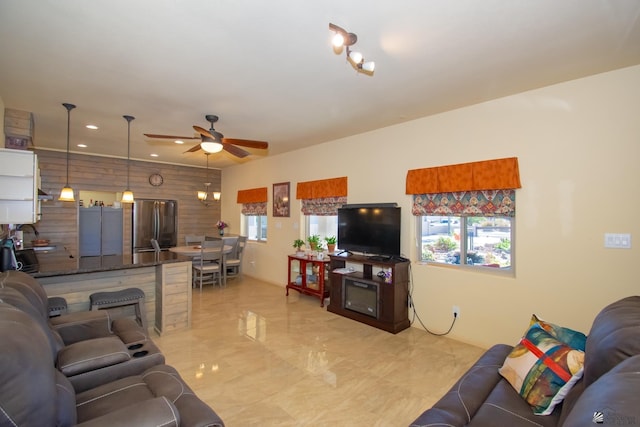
[144,133,199,140]
[185,144,203,153]
[221,138,269,150]
[193,125,215,139]
[222,143,250,158]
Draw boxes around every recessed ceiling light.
[150,153,159,157]
[77,143,87,148]
[174,140,184,144]
[86,124,98,130]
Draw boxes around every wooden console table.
[327,254,410,334]
[286,254,330,307]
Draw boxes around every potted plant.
[307,235,321,251]
[293,239,306,256]
[324,236,337,253]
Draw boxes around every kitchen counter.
[34,251,194,334]
[31,250,190,278]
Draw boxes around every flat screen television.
[337,205,401,257]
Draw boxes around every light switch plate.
[604,233,632,249]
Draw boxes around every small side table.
[286,254,330,307]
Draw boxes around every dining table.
[169,244,233,286]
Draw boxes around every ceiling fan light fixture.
[201,141,223,153]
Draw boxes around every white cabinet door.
[0,149,38,223]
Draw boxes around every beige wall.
[222,65,640,348]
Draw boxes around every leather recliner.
[0,300,224,427]
[0,270,165,392]
[409,296,640,426]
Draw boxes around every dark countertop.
[30,250,191,278]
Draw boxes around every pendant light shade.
[121,115,135,203]
[58,103,76,202]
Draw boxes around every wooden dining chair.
[185,235,205,245]
[185,235,205,265]
[225,236,246,279]
[191,240,224,291]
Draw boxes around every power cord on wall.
[407,263,457,336]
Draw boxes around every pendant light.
[121,115,135,203]
[58,103,76,201]
[197,153,221,206]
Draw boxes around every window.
[418,215,512,269]
[305,215,338,247]
[406,158,520,272]
[245,214,267,242]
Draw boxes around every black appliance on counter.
[0,239,38,273]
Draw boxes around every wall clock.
[149,173,164,186]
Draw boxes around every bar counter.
[33,250,194,335]
[32,250,190,278]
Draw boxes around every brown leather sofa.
[0,271,224,426]
[0,270,165,392]
[409,296,640,427]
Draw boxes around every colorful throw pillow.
[499,324,585,415]
[528,314,587,351]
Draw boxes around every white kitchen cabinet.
[0,148,39,224]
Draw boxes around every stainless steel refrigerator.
[133,199,178,252]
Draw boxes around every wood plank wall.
[35,150,222,257]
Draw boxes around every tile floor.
[153,276,485,427]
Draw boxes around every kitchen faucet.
[16,224,39,237]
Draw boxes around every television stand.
[367,255,391,262]
[327,254,410,334]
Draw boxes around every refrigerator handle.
[155,201,160,242]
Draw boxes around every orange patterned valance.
[405,157,521,194]
[296,177,348,199]
[236,187,268,203]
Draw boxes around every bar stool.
[89,287,147,329]
[47,296,68,317]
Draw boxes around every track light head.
[360,61,375,73]
[348,50,363,64]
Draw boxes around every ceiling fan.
[144,114,268,158]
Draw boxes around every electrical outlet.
[452,305,460,318]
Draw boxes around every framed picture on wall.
[273,182,290,217]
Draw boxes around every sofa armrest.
[76,396,180,427]
[50,310,113,344]
[57,337,130,377]
[410,344,513,426]
[410,344,563,427]
[111,317,149,345]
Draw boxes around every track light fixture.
[329,22,375,74]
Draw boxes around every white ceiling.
[1,1,639,169]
